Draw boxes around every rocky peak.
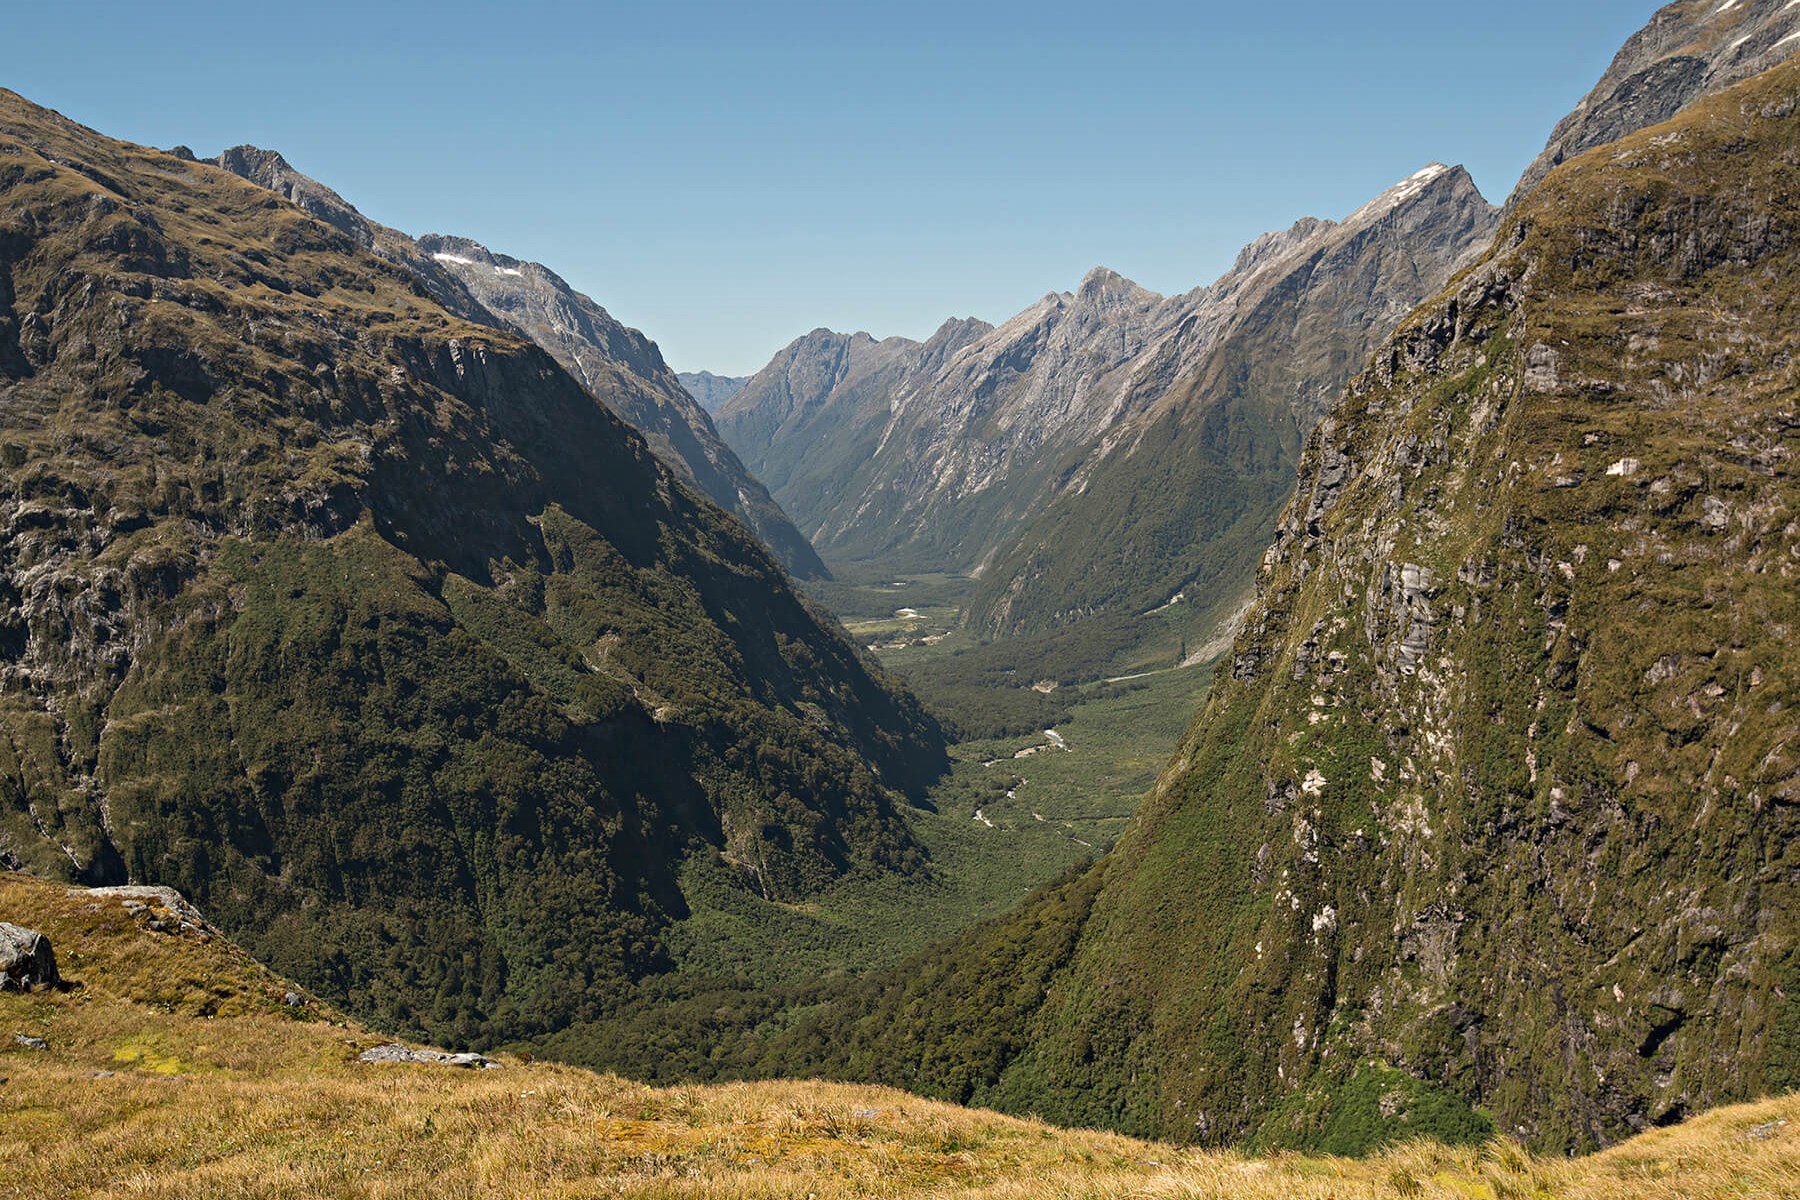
[210,145,374,246]
[1509,0,1800,207]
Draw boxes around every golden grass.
[2,873,1796,1199]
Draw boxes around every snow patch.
[431,253,477,266]
[494,266,523,277]
[1345,163,1451,226]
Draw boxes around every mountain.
[718,168,1496,672]
[205,147,826,579]
[678,370,749,411]
[967,166,1497,649]
[1508,0,1800,206]
[745,17,1800,1156]
[0,88,939,1045]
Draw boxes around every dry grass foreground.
[0,873,1796,1199]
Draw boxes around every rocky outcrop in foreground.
[0,923,58,991]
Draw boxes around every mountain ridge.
[720,163,1497,677]
[206,145,827,578]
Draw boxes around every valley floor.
[6,828,1799,1200]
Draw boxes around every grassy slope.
[5,872,1798,1199]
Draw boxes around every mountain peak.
[1343,162,1470,227]
[1076,265,1153,303]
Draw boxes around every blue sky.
[12,1,1656,374]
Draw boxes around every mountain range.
[201,145,826,579]
[1,0,1797,1168]
[677,370,749,411]
[717,161,1498,675]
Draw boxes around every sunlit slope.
[3,874,1797,1199]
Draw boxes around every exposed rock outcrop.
[0,923,58,991]
[719,166,1498,673]
[358,1043,499,1069]
[1508,0,1800,207]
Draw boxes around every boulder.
[0,923,59,991]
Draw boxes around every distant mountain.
[678,371,749,411]
[207,147,826,579]
[756,8,1800,1156]
[0,88,937,1045]
[720,167,1496,672]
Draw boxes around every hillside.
[5,872,1797,1198]
[741,28,1800,1156]
[206,146,826,578]
[719,168,1495,678]
[0,88,939,1048]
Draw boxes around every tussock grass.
[2,874,1796,1198]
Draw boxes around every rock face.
[209,149,825,579]
[0,923,58,991]
[1508,0,1800,207]
[719,168,1496,671]
[677,371,749,412]
[777,24,1800,1158]
[0,87,941,1047]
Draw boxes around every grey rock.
[14,1034,48,1051]
[0,923,59,991]
[357,1042,499,1069]
[1748,1119,1788,1140]
[283,991,304,1007]
[1510,0,1800,208]
[80,885,212,936]
[720,164,1497,657]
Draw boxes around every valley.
[3,0,1800,1189]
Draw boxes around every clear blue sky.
[12,1,1656,374]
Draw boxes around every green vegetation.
[690,57,1800,1154]
[0,88,942,1054]
[534,660,1212,1081]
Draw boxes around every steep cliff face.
[208,148,825,578]
[0,89,938,1044]
[719,169,1496,674]
[968,166,1498,647]
[779,42,1800,1158]
[716,318,993,561]
[413,233,827,578]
